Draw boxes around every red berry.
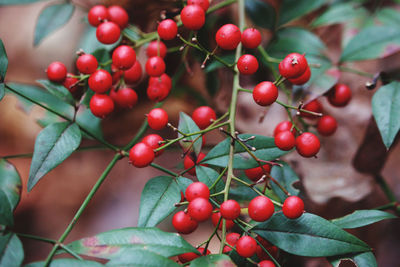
[129,142,155,168]
[96,21,121,44]
[211,211,235,230]
[273,121,296,137]
[282,195,304,219]
[46,61,67,82]
[76,54,98,74]
[149,73,172,91]
[244,164,271,182]
[180,5,205,30]
[215,24,241,50]
[317,115,337,136]
[147,108,168,130]
[187,0,210,11]
[88,69,112,93]
[185,182,210,202]
[248,196,274,222]
[278,53,308,79]
[192,106,216,129]
[110,87,137,108]
[236,236,257,258]
[237,54,259,75]
[88,5,108,27]
[241,28,261,49]
[220,199,241,220]
[142,134,164,157]
[178,248,210,264]
[172,210,198,234]
[145,56,166,77]
[187,197,213,222]
[183,152,207,175]
[289,66,311,85]
[107,5,129,29]
[223,232,240,253]
[62,73,79,93]
[274,131,295,151]
[146,41,167,58]
[89,94,114,118]
[300,99,323,119]
[157,19,178,40]
[112,45,136,70]
[252,81,278,106]
[327,83,352,107]
[124,61,142,84]
[258,260,276,267]
[295,132,320,158]
[147,81,170,102]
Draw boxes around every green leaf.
[176,176,193,193]
[106,249,180,267]
[204,54,235,73]
[311,3,367,28]
[375,8,400,27]
[190,254,236,267]
[138,176,181,227]
[75,108,104,140]
[28,122,82,191]
[341,26,400,61]
[178,112,202,155]
[66,227,197,259]
[0,83,4,101]
[122,28,141,42]
[25,258,103,267]
[372,81,400,149]
[0,39,7,82]
[78,26,118,55]
[93,49,112,73]
[329,251,377,267]
[195,166,225,201]
[245,0,275,30]
[37,79,75,106]
[270,161,299,202]
[0,192,13,226]
[0,160,22,226]
[37,110,62,128]
[34,3,75,46]
[254,213,371,257]
[0,233,24,266]
[278,0,326,26]
[331,210,396,229]
[0,0,43,5]
[201,134,288,169]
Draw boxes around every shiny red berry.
[96,21,121,44]
[46,61,67,82]
[147,108,168,130]
[107,5,129,29]
[110,87,137,108]
[211,211,235,230]
[147,81,170,102]
[248,196,274,222]
[236,236,257,258]
[124,61,142,84]
[274,131,295,151]
[220,199,241,220]
[241,28,261,49]
[300,99,323,118]
[187,0,210,11]
[245,164,271,182]
[112,45,136,70]
[76,54,98,74]
[157,19,178,40]
[223,232,240,253]
[317,115,337,136]
[178,247,210,264]
[253,81,278,106]
[185,182,210,202]
[172,210,198,234]
[216,24,241,50]
[129,142,154,168]
[88,69,112,93]
[146,40,167,58]
[237,54,259,75]
[289,66,311,85]
[282,195,304,219]
[273,121,296,137]
[145,56,166,77]
[142,134,164,157]
[62,73,79,93]
[192,106,216,129]
[88,5,108,27]
[258,260,276,267]
[180,5,205,30]
[183,152,207,175]
[187,197,213,222]
[89,94,114,118]
[327,83,352,107]
[295,132,320,158]
[279,53,308,79]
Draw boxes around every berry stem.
[208,166,228,191]
[338,65,374,78]
[276,99,323,117]
[17,233,57,244]
[150,162,178,177]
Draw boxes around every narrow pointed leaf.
[0,39,7,83]
[195,166,224,201]
[254,213,371,257]
[190,254,236,267]
[34,3,75,46]
[270,161,300,201]
[331,210,396,229]
[372,81,400,149]
[106,249,180,267]
[329,251,377,267]
[176,176,193,193]
[28,122,82,191]
[0,192,13,226]
[0,160,21,211]
[37,79,75,106]
[75,108,104,140]
[0,83,4,101]
[178,112,202,155]
[311,3,367,28]
[0,233,24,266]
[138,176,181,227]
[278,0,326,26]
[25,258,103,267]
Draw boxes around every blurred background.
[0,0,399,266]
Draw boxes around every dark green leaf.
[195,166,225,201]
[176,176,193,193]
[0,233,24,266]
[28,122,82,191]
[75,108,104,140]
[37,79,75,105]
[331,210,396,229]
[205,71,219,97]
[34,3,75,46]
[201,134,288,169]
[375,8,400,27]
[254,213,371,257]
[106,249,180,267]
[245,0,275,29]
[227,249,253,267]
[341,26,400,62]
[178,112,202,155]
[81,89,95,108]
[122,28,140,42]
[311,3,367,28]
[228,184,258,202]
[93,49,111,73]
[25,258,103,267]
[190,254,236,267]
[138,176,181,227]
[66,227,197,259]
[270,161,299,201]
[0,0,43,5]
[204,54,235,73]
[278,0,326,26]
[329,251,377,267]
[0,159,22,214]
[0,39,7,82]
[0,191,13,226]
[372,81,400,149]
[0,83,4,101]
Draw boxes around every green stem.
[374,201,397,211]
[58,244,83,260]
[375,174,397,203]
[276,100,323,117]
[209,167,228,191]
[150,162,178,177]
[17,233,56,244]
[338,66,374,78]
